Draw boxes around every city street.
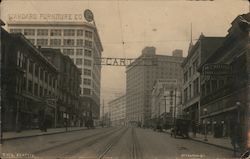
[2,127,234,159]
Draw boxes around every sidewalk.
[3,127,88,140]
[164,129,233,151]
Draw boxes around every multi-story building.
[1,26,58,131]
[40,48,81,127]
[108,95,126,126]
[181,34,224,124]
[198,13,250,141]
[7,20,103,120]
[151,79,181,120]
[126,47,184,126]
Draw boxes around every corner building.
[1,27,58,131]
[8,21,103,119]
[126,47,184,126]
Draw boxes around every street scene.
[1,0,250,159]
[2,127,233,159]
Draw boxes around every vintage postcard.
[0,0,249,159]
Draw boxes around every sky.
[0,0,249,113]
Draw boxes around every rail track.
[97,127,129,159]
[33,127,121,156]
[131,127,143,159]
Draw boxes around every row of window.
[183,77,199,103]
[62,49,92,57]
[29,38,93,47]
[184,58,199,83]
[17,51,57,88]
[11,29,93,38]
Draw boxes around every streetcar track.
[131,127,143,159]
[33,127,118,155]
[98,127,129,159]
[62,127,126,157]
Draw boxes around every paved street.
[2,127,235,159]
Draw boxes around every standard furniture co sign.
[8,13,84,22]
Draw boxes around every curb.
[163,130,234,152]
[3,128,88,141]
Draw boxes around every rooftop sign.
[8,13,84,22]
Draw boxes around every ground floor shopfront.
[200,86,249,142]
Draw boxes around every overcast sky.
[0,0,248,112]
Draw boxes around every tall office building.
[126,47,184,126]
[7,19,103,119]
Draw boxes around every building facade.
[40,48,81,127]
[1,27,58,131]
[151,79,181,120]
[198,13,250,144]
[181,35,224,124]
[108,95,126,126]
[126,47,184,126]
[7,21,103,119]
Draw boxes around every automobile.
[170,118,190,139]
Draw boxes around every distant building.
[108,95,126,126]
[40,48,81,127]
[151,79,182,120]
[126,47,184,126]
[181,34,224,124]
[8,20,103,120]
[1,27,58,131]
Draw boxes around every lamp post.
[236,101,241,123]
[203,108,208,141]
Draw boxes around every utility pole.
[102,99,104,127]
[173,88,177,127]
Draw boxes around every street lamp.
[203,108,208,141]
[236,101,241,123]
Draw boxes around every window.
[24,29,35,36]
[84,59,92,66]
[184,88,188,103]
[45,72,48,83]
[77,30,84,36]
[211,80,217,91]
[63,49,74,56]
[76,58,82,65]
[50,29,61,36]
[189,84,192,99]
[29,61,33,73]
[184,71,188,83]
[206,82,211,95]
[83,88,91,95]
[76,49,83,55]
[37,29,48,36]
[78,68,82,75]
[50,39,61,46]
[34,83,38,96]
[28,39,35,45]
[28,80,32,93]
[35,65,39,77]
[193,78,199,96]
[10,29,22,33]
[85,49,92,57]
[76,39,83,46]
[188,67,192,78]
[40,86,43,97]
[84,69,91,76]
[85,40,92,48]
[85,31,93,38]
[84,78,91,85]
[40,69,43,80]
[37,39,48,46]
[64,29,75,36]
[63,39,74,46]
